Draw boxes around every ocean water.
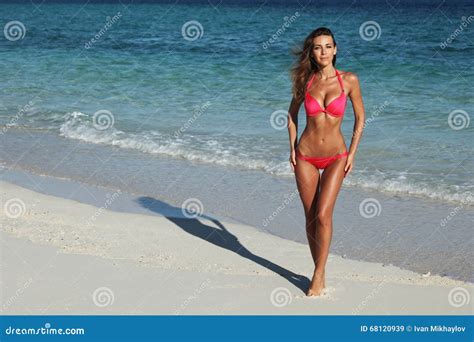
[1,1,473,205]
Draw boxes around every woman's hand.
[289,149,297,172]
[344,154,355,178]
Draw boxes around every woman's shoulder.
[337,69,359,84]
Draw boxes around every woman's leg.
[307,155,347,296]
[294,157,320,268]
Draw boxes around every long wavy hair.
[290,27,337,103]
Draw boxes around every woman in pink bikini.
[287,27,365,296]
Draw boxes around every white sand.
[1,180,472,315]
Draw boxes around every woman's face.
[311,35,337,66]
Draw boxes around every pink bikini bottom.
[296,149,349,169]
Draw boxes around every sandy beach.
[1,180,472,315]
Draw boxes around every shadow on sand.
[137,196,310,294]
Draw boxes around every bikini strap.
[335,69,344,93]
[306,72,316,90]
[308,70,343,92]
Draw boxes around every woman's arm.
[346,72,365,157]
[287,96,303,151]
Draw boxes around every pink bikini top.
[304,69,347,118]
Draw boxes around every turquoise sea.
[1,1,473,204]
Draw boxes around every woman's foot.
[306,269,325,296]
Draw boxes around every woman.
[287,27,365,297]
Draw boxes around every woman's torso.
[297,69,348,157]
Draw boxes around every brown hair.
[290,27,337,102]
